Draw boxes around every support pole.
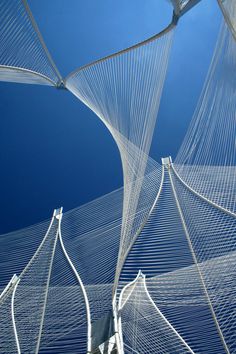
[0,274,18,304]
[35,208,62,354]
[58,210,92,353]
[11,277,21,354]
[112,164,165,297]
[117,270,143,353]
[165,158,230,354]
[21,0,63,85]
[142,273,195,354]
[112,294,124,354]
[172,164,236,219]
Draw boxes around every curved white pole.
[142,274,195,354]
[112,166,165,353]
[19,211,56,280]
[58,211,92,353]
[168,165,230,354]
[118,270,142,312]
[112,294,124,354]
[0,274,18,304]
[172,163,236,219]
[11,278,21,354]
[113,165,165,296]
[0,65,56,86]
[21,0,62,85]
[35,209,61,354]
[65,19,176,81]
[117,270,142,354]
[6,210,60,354]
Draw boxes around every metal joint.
[161,156,172,169]
[56,80,66,90]
[53,207,63,220]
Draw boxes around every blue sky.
[0,0,221,232]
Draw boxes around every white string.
[167,0,200,15]
[65,30,174,293]
[0,285,18,353]
[218,0,236,40]
[176,21,236,214]
[0,161,236,352]
[0,0,61,85]
[170,167,236,353]
[119,272,194,353]
[118,162,236,353]
[0,2,236,353]
[0,218,51,288]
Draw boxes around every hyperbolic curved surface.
[65,29,174,292]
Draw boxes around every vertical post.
[11,276,21,354]
[112,164,165,299]
[166,158,230,354]
[142,273,195,354]
[112,164,165,352]
[58,211,92,353]
[112,294,124,354]
[117,270,143,353]
[21,0,63,85]
[0,274,18,304]
[35,207,62,354]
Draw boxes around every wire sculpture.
[0,0,235,353]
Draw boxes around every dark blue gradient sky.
[0,0,221,232]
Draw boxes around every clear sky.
[0,0,221,232]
